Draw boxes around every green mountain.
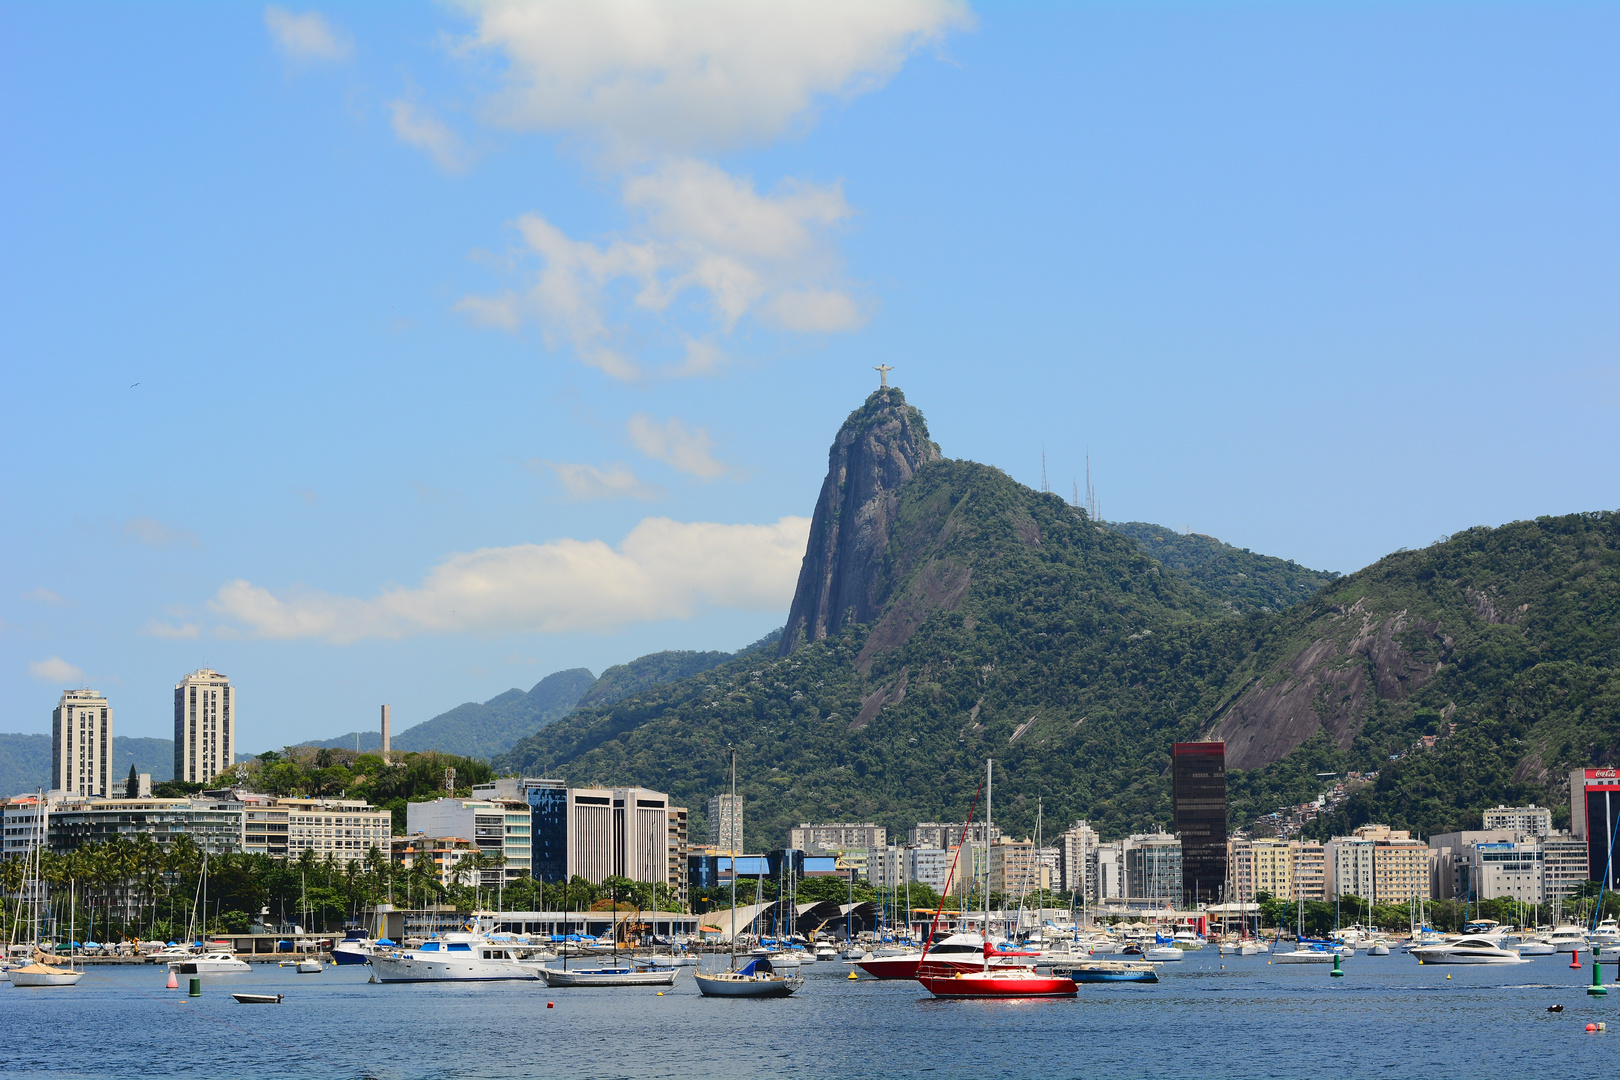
[497,387,1262,846]
[1217,512,1620,837]
[1109,521,1339,615]
[496,387,1620,850]
[0,734,188,794]
[302,668,597,757]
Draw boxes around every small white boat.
[1274,947,1337,964]
[1517,939,1556,956]
[231,993,284,1004]
[1367,942,1391,956]
[1411,936,1525,965]
[646,953,699,967]
[539,965,678,987]
[1145,946,1183,961]
[812,943,838,962]
[8,961,85,987]
[695,957,802,997]
[1235,940,1269,956]
[296,958,323,974]
[176,951,251,974]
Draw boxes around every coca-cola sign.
[1587,768,1618,780]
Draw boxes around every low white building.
[407,797,531,881]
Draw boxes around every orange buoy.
[1571,949,1583,969]
[166,969,178,989]
[1587,1023,1598,1032]
[547,1002,554,1009]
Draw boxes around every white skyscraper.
[173,669,236,784]
[52,688,113,796]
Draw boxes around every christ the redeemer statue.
[874,364,893,388]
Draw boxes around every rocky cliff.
[778,387,941,655]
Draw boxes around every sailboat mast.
[984,758,992,972]
[728,746,737,971]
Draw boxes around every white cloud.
[29,656,84,683]
[460,0,972,154]
[529,460,662,501]
[210,515,811,642]
[143,621,200,640]
[264,6,352,63]
[389,100,470,173]
[626,414,728,479]
[124,517,199,548]
[460,160,860,377]
[764,287,865,332]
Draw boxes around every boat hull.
[178,960,251,973]
[9,965,83,987]
[1273,950,1335,964]
[919,971,1077,998]
[694,972,801,997]
[539,967,677,987]
[371,954,537,982]
[1411,950,1524,964]
[1053,963,1158,984]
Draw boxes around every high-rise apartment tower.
[52,688,113,796]
[173,668,235,784]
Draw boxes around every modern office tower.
[173,668,235,784]
[708,793,743,855]
[1123,833,1183,903]
[1172,741,1227,905]
[52,688,113,797]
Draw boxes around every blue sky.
[3,2,1615,749]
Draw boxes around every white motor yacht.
[1411,936,1525,965]
[1517,938,1557,956]
[1145,945,1183,961]
[175,951,251,974]
[371,930,538,982]
[1590,919,1620,947]
[1273,946,1337,964]
[1548,925,1589,953]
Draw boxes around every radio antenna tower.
[1085,451,1099,522]
[1041,446,1050,493]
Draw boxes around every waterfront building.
[1482,804,1553,837]
[869,844,904,888]
[791,822,887,852]
[708,792,743,854]
[1,795,49,860]
[390,834,479,888]
[407,797,531,882]
[1094,841,1125,901]
[1293,840,1326,900]
[1570,768,1620,889]
[1227,838,1255,902]
[1326,826,1429,904]
[909,821,999,848]
[173,668,236,785]
[52,688,113,797]
[1253,838,1295,900]
[1123,833,1182,905]
[1171,741,1227,905]
[1060,821,1099,899]
[905,846,952,891]
[280,797,393,865]
[46,796,244,856]
[1430,828,1588,903]
[668,805,689,908]
[989,837,1050,896]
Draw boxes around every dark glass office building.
[1172,741,1227,905]
[528,781,569,884]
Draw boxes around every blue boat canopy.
[736,958,776,977]
[375,938,395,946]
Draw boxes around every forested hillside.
[497,389,1620,849]
[1109,521,1338,614]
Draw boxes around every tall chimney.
[381,703,391,760]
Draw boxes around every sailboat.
[10,793,84,988]
[1273,890,1336,964]
[539,888,676,987]
[696,748,803,998]
[918,761,1077,999]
